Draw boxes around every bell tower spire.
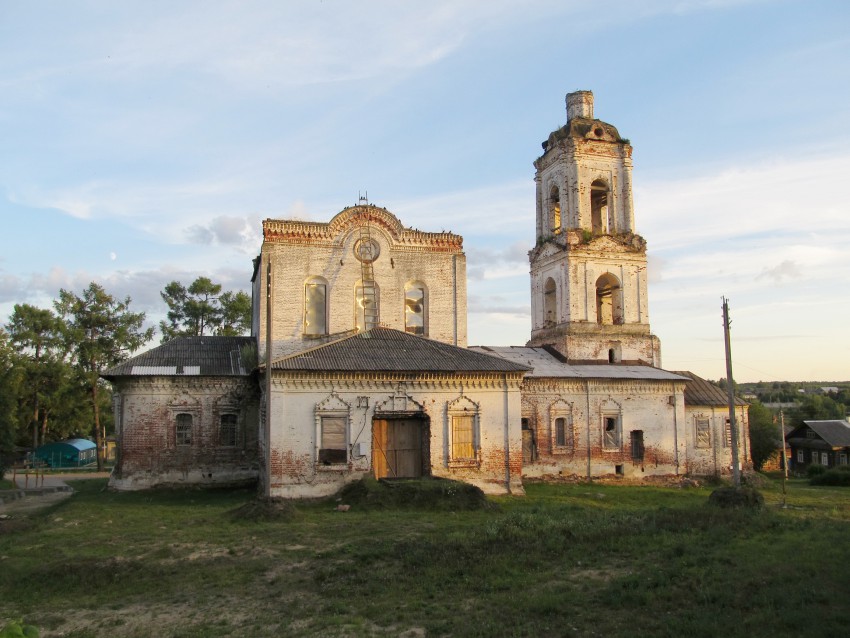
[528,91,660,366]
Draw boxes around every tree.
[5,304,67,448]
[159,277,251,342]
[0,329,21,478]
[789,394,845,428]
[218,290,252,336]
[748,401,781,471]
[56,283,153,470]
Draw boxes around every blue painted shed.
[33,438,97,468]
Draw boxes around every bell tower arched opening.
[591,180,610,235]
[549,184,561,234]
[595,273,623,326]
[543,277,557,328]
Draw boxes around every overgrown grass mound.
[338,477,494,511]
[228,497,300,522]
[708,486,764,509]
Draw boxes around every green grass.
[0,479,14,490]
[2,477,850,637]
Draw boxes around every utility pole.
[722,297,742,488]
[780,410,788,508]
[264,258,273,499]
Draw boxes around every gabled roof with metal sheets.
[673,371,748,407]
[269,328,529,374]
[102,336,254,378]
[469,345,687,381]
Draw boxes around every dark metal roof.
[270,328,529,374]
[102,336,254,378]
[673,371,748,407]
[792,420,850,448]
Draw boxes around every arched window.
[404,282,427,335]
[304,277,328,336]
[543,277,557,327]
[591,179,610,234]
[595,273,623,326]
[355,281,380,332]
[549,184,561,233]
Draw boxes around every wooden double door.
[372,417,429,479]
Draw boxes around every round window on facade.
[353,238,380,263]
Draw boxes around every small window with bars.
[220,413,238,447]
[175,413,192,446]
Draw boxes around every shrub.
[0,619,39,637]
[810,469,850,486]
[337,477,494,511]
[807,463,828,477]
[708,486,764,509]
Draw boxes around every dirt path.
[0,472,109,517]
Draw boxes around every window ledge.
[448,459,480,470]
[315,463,350,472]
[552,446,574,455]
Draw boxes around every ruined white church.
[104,91,749,495]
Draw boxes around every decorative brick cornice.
[262,205,463,252]
[269,370,523,391]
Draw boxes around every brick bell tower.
[527,90,661,366]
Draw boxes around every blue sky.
[1,0,849,382]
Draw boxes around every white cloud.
[186,215,262,249]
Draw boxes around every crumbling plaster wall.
[109,376,259,490]
[682,403,751,476]
[520,378,690,479]
[259,372,524,498]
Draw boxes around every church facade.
[104,91,749,494]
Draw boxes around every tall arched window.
[595,273,623,325]
[304,277,328,336]
[355,281,380,332]
[591,179,610,234]
[549,184,561,233]
[543,277,557,327]
[404,282,427,335]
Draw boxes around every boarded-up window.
[304,282,327,335]
[452,415,475,460]
[404,286,425,335]
[319,417,346,464]
[724,418,732,447]
[603,416,620,449]
[176,413,192,446]
[695,417,710,448]
[220,413,237,447]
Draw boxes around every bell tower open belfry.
[528,90,661,366]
